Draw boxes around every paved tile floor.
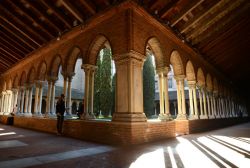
[0,122,250,168]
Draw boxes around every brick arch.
[37,61,47,81]
[19,71,27,86]
[213,78,218,92]
[66,46,82,74]
[145,37,164,68]
[186,60,196,81]
[13,74,19,89]
[3,81,7,91]
[6,78,12,90]
[206,73,213,91]
[197,68,205,87]
[49,55,63,77]
[170,50,184,76]
[27,67,36,84]
[87,34,112,65]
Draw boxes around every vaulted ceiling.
[0,0,249,91]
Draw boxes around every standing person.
[11,104,18,116]
[56,94,65,135]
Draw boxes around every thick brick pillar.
[112,51,147,122]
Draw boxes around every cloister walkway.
[0,122,249,168]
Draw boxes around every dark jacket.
[56,99,65,115]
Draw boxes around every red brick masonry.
[1,115,249,145]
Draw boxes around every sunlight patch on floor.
[129,148,165,168]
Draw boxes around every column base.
[0,112,4,115]
[199,115,208,119]
[158,114,172,121]
[188,114,199,120]
[34,113,44,118]
[24,113,32,117]
[176,114,187,120]
[208,115,214,119]
[81,112,96,120]
[112,112,147,122]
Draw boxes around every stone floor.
[0,122,250,168]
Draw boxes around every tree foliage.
[94,48,114,117]
[143,53,156,117]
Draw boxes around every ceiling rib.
[60,0,84,23]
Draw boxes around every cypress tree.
[143,53,156,117]
[94,52,102,116]
[100,48,112,116]
[111,73,116,116]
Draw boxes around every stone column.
[163,67,171,120]
[34,82,39,114]
[37,83,44,116]
[188,81,198,119]
[0,94,2,113]
[0,92,5,114]
[50,79,56,116]
[81,65,90,119]
[63,76,68,105]
[45,80,52,117]
[66,75,73,116]
[175,76,187,120]
[24,86,30,115]
[20,88,25,114]
[202,87,208,119]
[207,91,213,119]
[198,88,203,118]
[112,51,147,122]
[27,86,33,116]
[16,87,22,115]
[157,71,165,119]
[89,66,97,118]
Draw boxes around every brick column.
[112,51,146,122]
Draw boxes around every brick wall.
[8,116,249,145]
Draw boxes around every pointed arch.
[197,68,205,87]
[170,50,184,76]
[186,60,196,81]
[206,73,213,91]
[27,67,36,84]
[146,37,164,68]
[87,34,112,65]
[7,78,12,90]
[19,71,27,86]
[37,61,47,81]
[213,78,218,92]
[13,74,19,88]
[66,46,83,74]
[49,55,63,77]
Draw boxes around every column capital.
[46,76,58,83]
[187,80,196,88]
[113,50,146,63]
[156,66,170,75]
[174,75,185,81]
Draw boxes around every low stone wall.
[5,116,249,145]
[13,116,176,145]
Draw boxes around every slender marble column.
[24,87,30,115]
[50,80,56,115]
[45,81,52,117]
[157,72,165,117]
[175,76,187,120]
[34,83,39,114]
[163,67,171,120]
[67,76,72,115]
[188,81,194,119]
[81,65,90,119]
[198,88,203,118]
[89,66,96,118]
[37,84,43,115]
[193,86,198,119]
[202,88,208,118]
[20,88,25,114]
[27,86,33,116]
